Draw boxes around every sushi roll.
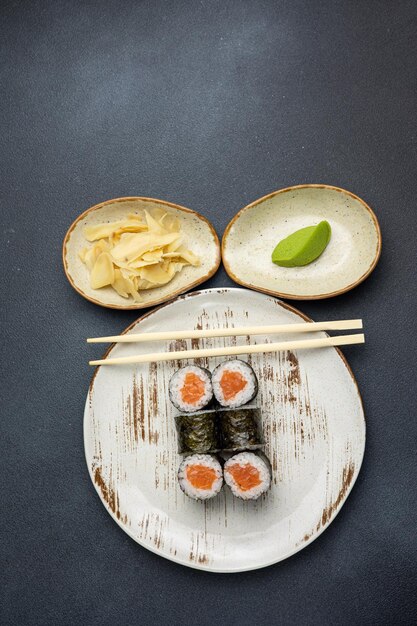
[219,408,264,451]
[169,365,213,412]
[224,452,271,500]
[175,412,219,454]
[212,359,258,408]
[178,454,223,500]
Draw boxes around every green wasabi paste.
[271,220,331,267]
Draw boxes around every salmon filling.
[186,464,217,490]
[227,463,261,491]
[220,370,247,401]
[180,372,206,404]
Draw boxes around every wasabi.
[271,220,331,267]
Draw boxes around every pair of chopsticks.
[88,319,364,366]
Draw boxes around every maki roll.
[169,365,213,412]
[178,454,223,500]
[175,412,219,454]
[212,359,258,408]
[224,452,271,500]
[219,408,263,451]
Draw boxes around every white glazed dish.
[63,196,221,309]
[222,184,381,300]
[85,287,365,572]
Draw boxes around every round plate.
[85,288,365,572]
[222,185,381,299]
[63,197,221,309]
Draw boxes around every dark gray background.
[1,1,416,624]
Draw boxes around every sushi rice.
[178,454,223,500]
[212,359,258,408]
[169,365,213,412]
[224,452,271,500]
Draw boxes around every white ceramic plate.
[222,185,381,299]
[63,197,220,309]
[85,288,365,572]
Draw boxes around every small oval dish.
[222,184,382,300]
[63,197,221,309]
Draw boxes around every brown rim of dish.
[62,196,221,310]
[89,287,365,425]
[221,184,382,300]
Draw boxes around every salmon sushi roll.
[178,454,223,500]
[212,359,258,408]
[224,452,271,500]
[169,365,213,412]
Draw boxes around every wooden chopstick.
[87,319,363,343]
[89,333,365,366]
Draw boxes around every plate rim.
[62,196,221,310]
[222,184,382,300]
[84,287,366,572]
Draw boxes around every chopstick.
[87,319,363,343]
[89,333,365,366]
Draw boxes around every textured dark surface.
[1,1,416,624]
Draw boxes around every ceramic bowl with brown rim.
[85,287,365,571]
[222,184,382,300]
[63,197,221,309]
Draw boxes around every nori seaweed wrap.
[218,408,264,452]
[175,412,219,454]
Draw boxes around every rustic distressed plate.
[222,185,381,299]
[63,197,221,309]
[85,288,365,572]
